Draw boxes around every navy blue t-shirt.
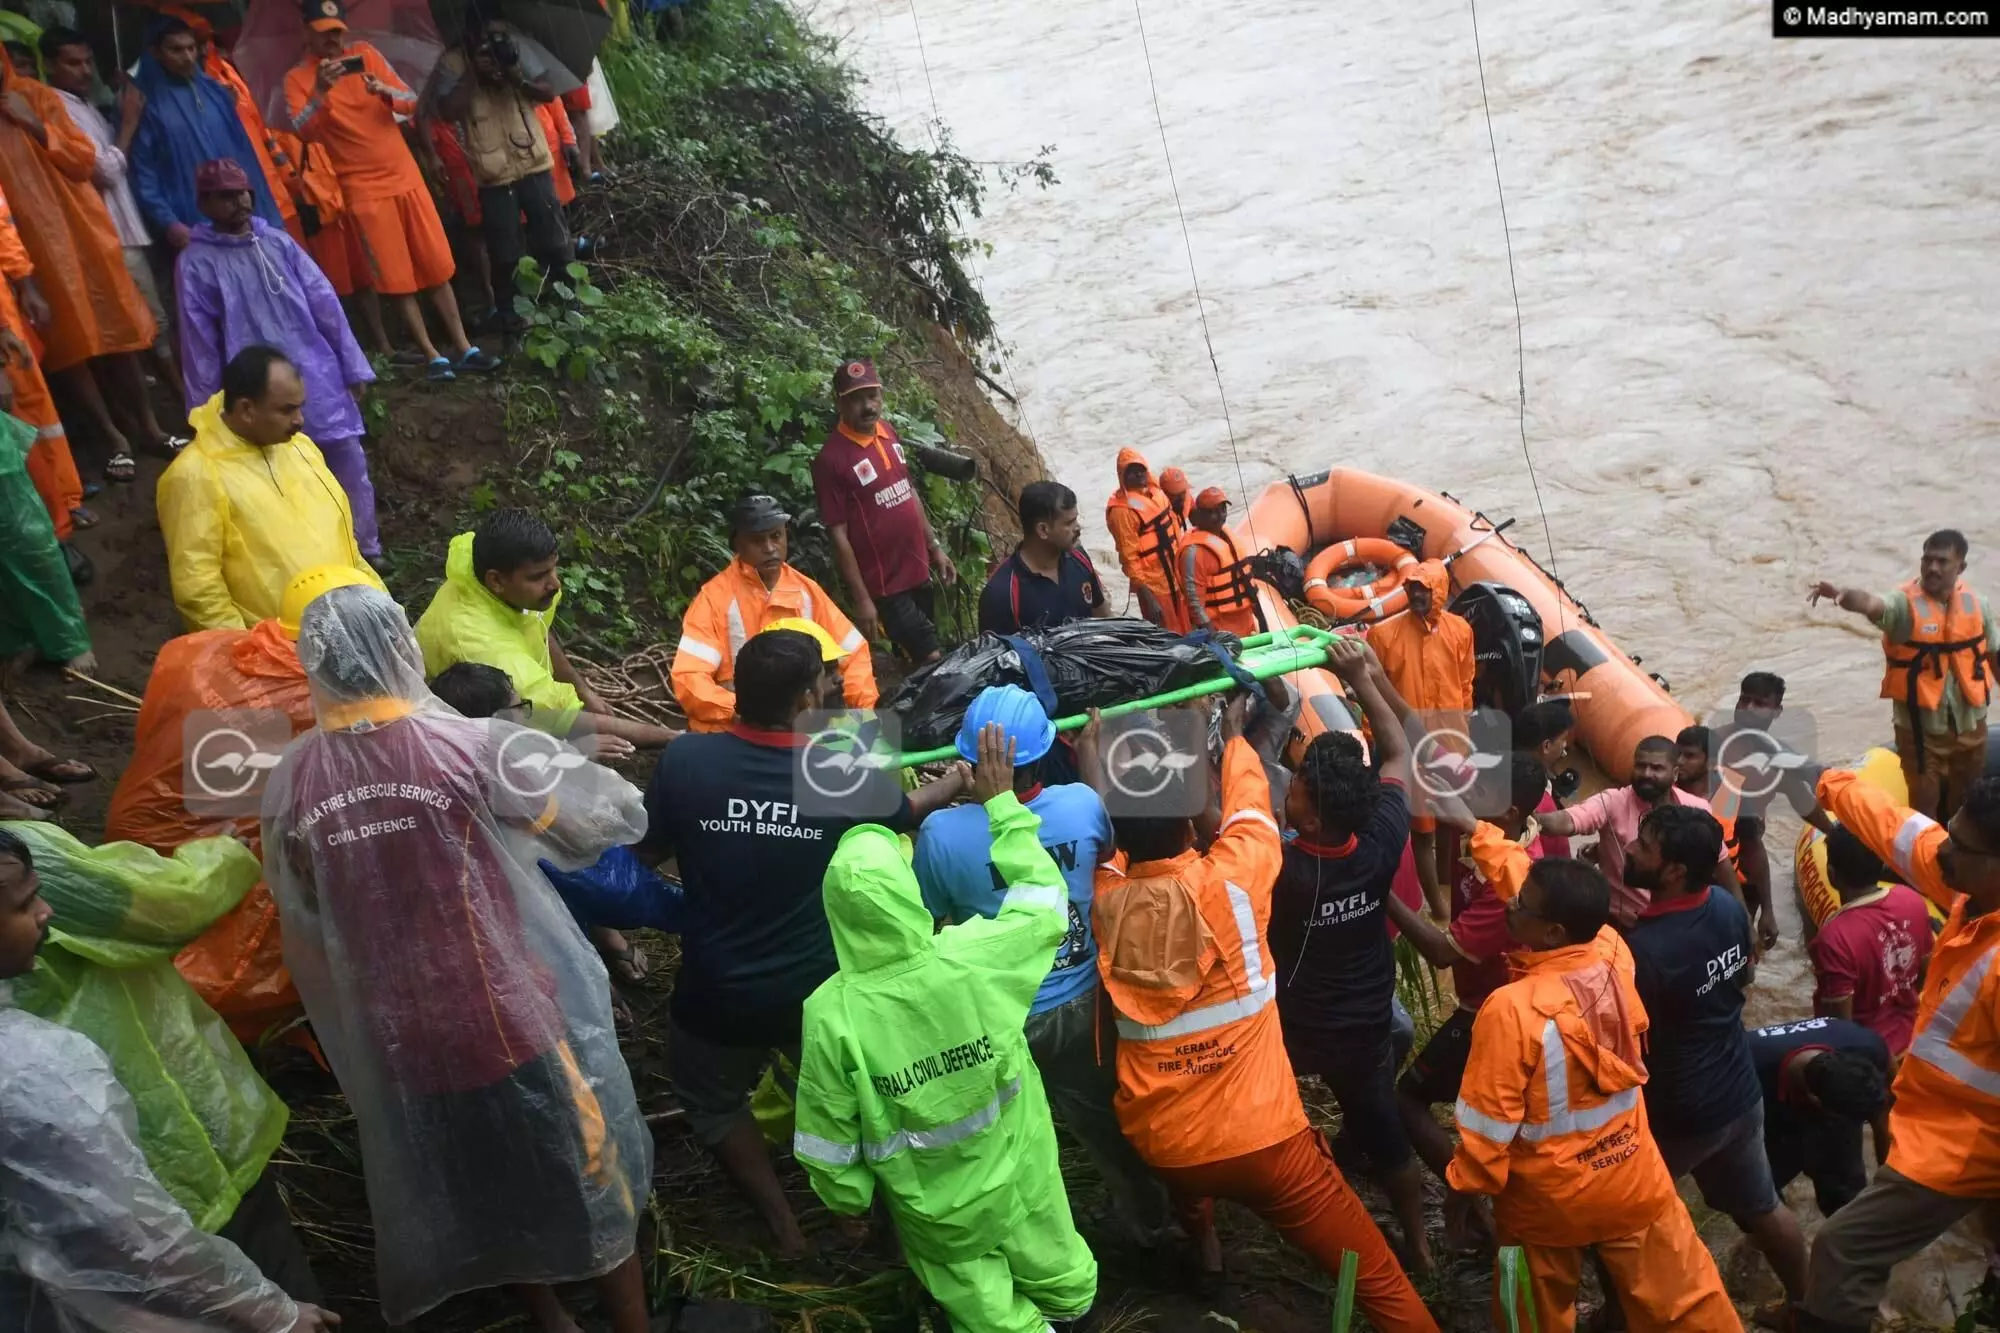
[1269,779,1409,1065]
[978,547,1106,634]
[1749,1015,1890,1136]
[1627,886,1760,1136]
[639,724,912,1046]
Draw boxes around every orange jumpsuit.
[1180,527,1259,639]
[1448,938,1739,1332]
[285,42,454,296]
[1818,770,2000,1195]
[0,182,78,540]
[670,558,877,731]
[1092,737,1438,1332]
[1368,560,1475,835]
[0,67,157,374]
[1103,446,1188,632]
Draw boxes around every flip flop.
[22,754,95,784]
[454,346,501,374]
[69,506,99,530]
[104,451,136,483]
[425,357,457,382]
[139,434,190,462]
[389,348,430,367]
[81,480,102,499]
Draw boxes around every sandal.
[0,778,61,808]
[425,356,457,382]
[389,348,430,367]
[69,505,98,530]
[138,434,190,462]
[81,480,102,499]
[454,346,501,374]
[22,754,95,784]
[103,451,136,483]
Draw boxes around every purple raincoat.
[176,219,374,443]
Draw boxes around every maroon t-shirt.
[812,422,932,599]
[281,716,562,1094]
[1808,883,1933,1056]
[1444,830,1559,1013]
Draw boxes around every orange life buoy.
[1303,538,1419,621]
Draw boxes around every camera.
[482,30,520,68]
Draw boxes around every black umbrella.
[432,0,606,82]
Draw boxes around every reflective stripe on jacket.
[1091,736,1300,1168]
[1819,768,2000,1195]
[1880,578,1991,716]
[669,558,876,731]
[792,794,1076,1263]
[1446,944,1676,1247]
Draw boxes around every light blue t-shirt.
[913,783,1114,1015]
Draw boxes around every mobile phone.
[339,55,366,74]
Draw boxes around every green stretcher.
[893,623,1349,768]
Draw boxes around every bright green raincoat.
[414,530,582,732]
[794,794,1096,1332]
[1,823,289,1232]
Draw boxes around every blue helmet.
[955,684,1055,765]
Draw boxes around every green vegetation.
[401,0,1055,650]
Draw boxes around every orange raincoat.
[1818,769,2000,1196]
[1365,560,1474,712]
[539,98,578,206]
[0,182,77,539]
[1103,447,1187,631]
[0,67,156,373]
[670,558,877,731]
[104,619,315,1042]
[1448,939,1738,1331]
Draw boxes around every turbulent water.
[810,0,1997,1315]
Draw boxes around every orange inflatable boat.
[1235,468,1691,784]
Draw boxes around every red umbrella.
[231,0,444,127]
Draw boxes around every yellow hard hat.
[278,565,378,640]
[762,616,843,662]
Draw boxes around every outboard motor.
[1448,581,1544,718]
[1249,547,1308,606]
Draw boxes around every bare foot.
[0,789,52,820]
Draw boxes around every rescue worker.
[1795,768,2000,1332]
[670,492,876,731]
[0,831,339,1333]
[1179,486,1261,640]
[415,507,678,747]
[105,564,372,1042]
[1159,466,1192,525]
[1367,558,1475,921]
[1447,856,1740,1332]
[913,687,1171,1250]
[795,721,1098,1333]
[1091,677,1438,1331]
[1103,447,1186,631]
[0,178,77,543]
[1812,529,1997,820]
[263,583,654,1331]
[157,345,385,632]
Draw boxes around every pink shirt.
[1808,884,1933,1056]
[1562,784,1712,924]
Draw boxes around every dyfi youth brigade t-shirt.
[1626,886,1761,1137]
[640,724,912,1046]
[1269,779,1410,1061]
[913,781,1114,1015]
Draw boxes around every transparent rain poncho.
[0,1008,298,1332]
[259,586,652,1323]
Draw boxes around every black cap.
[729,493,792,536]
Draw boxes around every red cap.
[195,158,253,196]
[833,358,882,398]
[1159,467,1190,496]
[1195,486,1229,510]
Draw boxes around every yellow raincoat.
[156,393,381,632]
[414,531,582,732]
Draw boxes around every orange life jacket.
[1182,528,1260,629]
[1881,578,1991,716]
[1105,483,1183,597]
[1091,737,1299,1168]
